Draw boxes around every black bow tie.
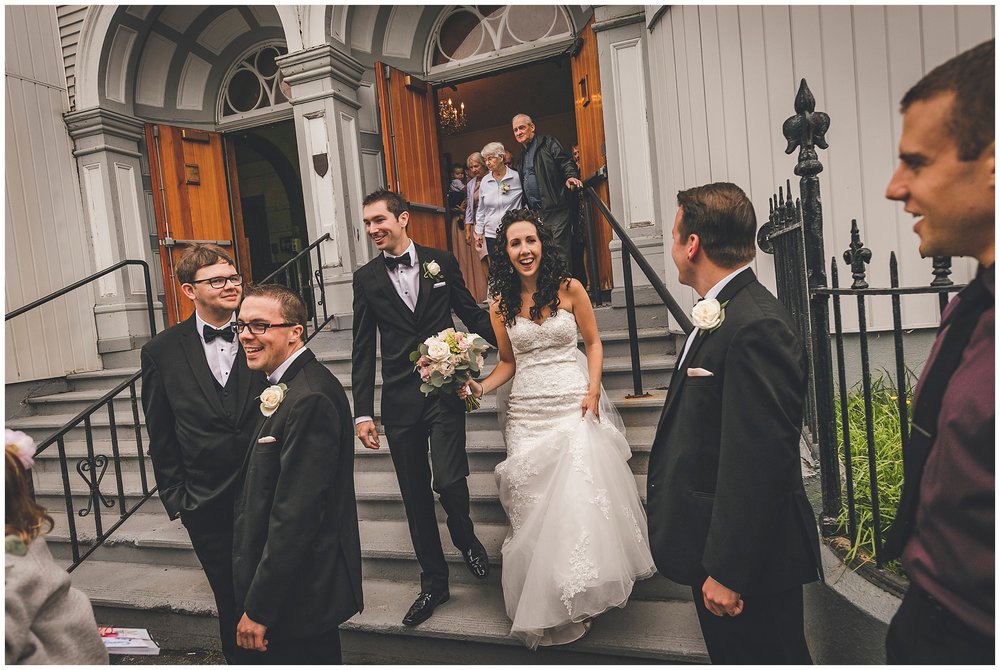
[384,252,411,270]
[203,324,235,343]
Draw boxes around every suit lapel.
[658,268,758,430]
[180,317,227,418]
[373,256,418,324]
[234,346,256,423]
[241,350,315,471]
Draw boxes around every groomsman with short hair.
[141,244,267,663]
[232,284,362,664]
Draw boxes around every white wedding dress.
[496,308,656,649]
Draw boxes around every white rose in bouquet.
[427,339,451,361]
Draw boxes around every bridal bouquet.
[410,328,491,411]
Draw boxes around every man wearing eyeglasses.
[231,284,362,664]
[141,244,267,663]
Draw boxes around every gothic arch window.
[427,6,574,76]
[218,42,291,123]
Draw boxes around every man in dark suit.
[882,40,994,664]
[231,283,362,664]
[141,244,267,663]
[646,183,822,663]
[352,188,497,626]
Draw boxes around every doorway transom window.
[429,6,573,74]
[219,43,290,123]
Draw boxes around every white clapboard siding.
[647,5,993,332]
[56,5,87,111]
[6,5,101,383]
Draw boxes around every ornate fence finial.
[782,79,831,178]
[931,256,954,287]
[843,219,872,289]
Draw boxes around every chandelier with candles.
[438,97,467,135]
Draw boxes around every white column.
[277,45,367,317]
[64,107,162,363]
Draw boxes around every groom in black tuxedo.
[141,244,267,662]
[352,188,497,626]
[646,183,822,663]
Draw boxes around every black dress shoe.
[402,590,450,627]
[463,540,490,579]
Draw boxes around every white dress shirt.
[267,346,309,384]
[476,167,523,239]
[677,265,753,368]
[195,311,237,387]
[356,242,421,426]
[385,240,420,312]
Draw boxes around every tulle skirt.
[495,412,656,649]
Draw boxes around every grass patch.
[834,369,913,574]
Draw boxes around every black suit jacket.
[351,245,496,425]
[232,350,363,639]
[141,315,267,521]
[646,269,822,595]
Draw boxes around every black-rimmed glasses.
[191,274,243,289]
[233,321,297,335]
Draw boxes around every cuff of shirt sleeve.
[354,415,373,425]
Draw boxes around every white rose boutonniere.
[500,182,511,194]
[691,299,728,332]
[422,260,443,281]
[259,383,288,417]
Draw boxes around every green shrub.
[833,369,914,573]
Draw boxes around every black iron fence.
[259,233,335,343]
[580,170,693,397]
[5,260,159,571]
[762,79,964,567]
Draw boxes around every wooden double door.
[374,17,613,290]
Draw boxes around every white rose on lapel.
[422,260,443,281]
[691,299,728,332]
[259,383,288,417]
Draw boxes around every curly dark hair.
[490,208,570,326]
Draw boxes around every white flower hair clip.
[5,429,37,469]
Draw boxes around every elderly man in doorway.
[511,113,585,283]
[881,38,994,665]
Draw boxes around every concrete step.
[343,578,707,664]
[35,354,673,419]
[354,471,649,526]
[73,561,706,663]
[12,390,668,445]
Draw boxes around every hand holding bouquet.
[410,328,491,411]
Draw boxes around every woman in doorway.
[475,142,523,283]
[449,154,489,302]
[459,210,654,649]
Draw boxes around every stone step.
[29,422,658,479]
[12,390,669,445]
[71,560,706,663]
[342,578,707,664]
[46,513,687,602]
[36,355,673,420]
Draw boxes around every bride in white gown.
[461,209,655,649]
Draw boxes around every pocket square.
[433,281,447,288]
[257,436,277,444]
[686,367,714,377]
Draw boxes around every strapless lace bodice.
[506,308,588,401]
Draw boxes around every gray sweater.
[5,535,108,664]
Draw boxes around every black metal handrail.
[579,170,692,398]
[6,260,159,571]
[259,233,335,343]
